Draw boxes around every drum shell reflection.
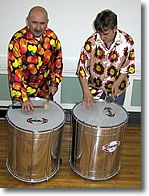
[70,100,128,180]
[6,98,65,183]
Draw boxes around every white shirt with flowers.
[77,29,135,97]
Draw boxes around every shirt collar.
[95,29,122,46]
[114,30,122,45]
[26,26,47,41]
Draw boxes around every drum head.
[7,98,65,132]
[73,100,128,128]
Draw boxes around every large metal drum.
[6,97,65,183]
[70,100,128,180]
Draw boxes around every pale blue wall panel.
[0,74,11,100]
[61,77,83,104]
[131,79,141,106]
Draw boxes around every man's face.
[27,10,48,38]
[99,28,116,44]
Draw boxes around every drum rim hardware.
[72,101,128,129]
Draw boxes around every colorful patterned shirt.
[77,30,135,97]
[8,26,63,103]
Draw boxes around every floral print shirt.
[77,29,135,97]
[8,26,63,103]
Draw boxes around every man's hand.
[112,80,121,96]
[83,90,95,108]
[112,73,127,96]
[49,86,57,99]
[22,100,34,113]
[79,77,95,108]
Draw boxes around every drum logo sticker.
[27,117,48,125]
[102,141,120,153]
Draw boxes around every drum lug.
[59,157,62,165]
[58,157,62,167]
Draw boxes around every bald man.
[8,6,63,113]
[27,6,49,38]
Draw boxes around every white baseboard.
[0,100,12,107]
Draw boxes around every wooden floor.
[0,120,141,188]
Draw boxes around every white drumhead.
[73,100,128,128]
[7,98,65,132]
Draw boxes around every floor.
[0,120,141,188]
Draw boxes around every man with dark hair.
[8,6,63,113]
[77,9,135,107]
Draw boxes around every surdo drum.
[6,98,65,183]
[70,100,128,180]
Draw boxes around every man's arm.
[112,73,127,96]
[79,77,94,108]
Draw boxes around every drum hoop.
[10,97,65,113]
[72,100,128,129]
[7,98,65,133]
[72,113,128,130]
[7,118,65,133]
